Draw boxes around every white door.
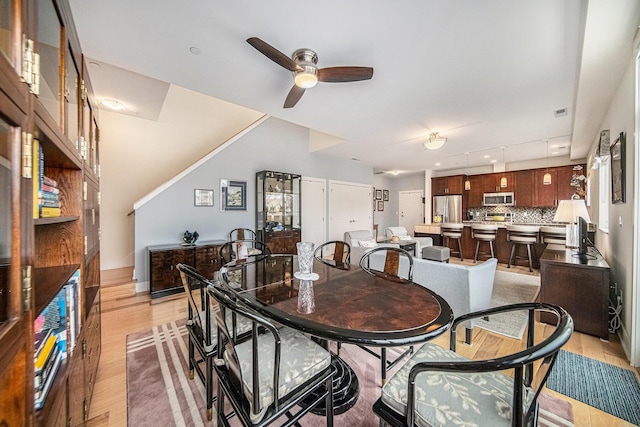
[329,181,372,241]
[399,190,424,236]
[301,177,326,247]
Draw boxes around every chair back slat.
[359,246,414,281]
[314,240,351,266]
[178,264,213,346]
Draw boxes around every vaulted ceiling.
[69,0,640,174]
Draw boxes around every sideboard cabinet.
[0,1,102,425]
[148,240,226,298]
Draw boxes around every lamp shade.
[423,132,447,150]
[553,199,591,223]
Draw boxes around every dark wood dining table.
[216,254,454,415]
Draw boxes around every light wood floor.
[87,263,639,426]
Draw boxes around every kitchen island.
[415,222,568,268]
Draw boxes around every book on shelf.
[66,270,80,354]
[34,349,63,410]
[41,199,61,208]
[40,207,61,218]
[34,334,57,373]
[42,175,57,188]
[41,183,59,194]
[34,342,60,389]
[32,139,41,219]
[34,328,53,362]
[41,191,59,201]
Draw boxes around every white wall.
[133,117,373,286]
[589,54,636,356]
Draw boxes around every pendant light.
[543,140,552,185]
[499,147,508,187]
[464,153,471,190]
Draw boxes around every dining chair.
[358,246,415,385]
[314,240,351,266]
[359,246,414,281]
[220,239,271,264]
[373,302,574,427]
[228,227,258,242]
[176,263,253,420]
[208,281,336,426]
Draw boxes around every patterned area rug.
[476,269,541,339]
[126,320,573,426]
[547,350,640,425]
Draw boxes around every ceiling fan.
[247,37,374,108]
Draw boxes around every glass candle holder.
[297,280,316,314]
[296,241,315,275]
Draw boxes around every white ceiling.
[68,0,640,175]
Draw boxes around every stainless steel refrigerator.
[433,194,463,223]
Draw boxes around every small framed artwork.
[375,189,382,200]
[610,132,626,204]
[194,189,214,207]
[377,201,384,211]
[221,179,247,211]
[383,189,389,201]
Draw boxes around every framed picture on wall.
[375,189,382,200]
[610,132,626,204]
[377,201,384,211]
[194,189,214,207]
[383,189,389,201]
[220,179,247,211]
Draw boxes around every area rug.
[476,269,541,339]
[126,320,574,426]
[547,350,640,425]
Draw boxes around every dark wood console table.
[539,248,610,339]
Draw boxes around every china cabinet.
[0,1,102,425]
[256,170,301,254]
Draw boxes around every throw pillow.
[359,239,377,248]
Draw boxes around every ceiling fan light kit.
[423,132,447,150]
[247,37,373,108]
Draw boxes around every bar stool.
[441,223,464,261]
[506,224,540,272]
[540,225,566,251]
[471,223,498,263]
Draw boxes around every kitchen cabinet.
[557,165,578,201]
[513,170,535,207]
[532,165,585,207]
[431,175,463,195]
[465,175,484,208]
[483,172,513,192]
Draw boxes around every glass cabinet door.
[36,0,62,126]
[0,118,12,322]
[0,0,15,66]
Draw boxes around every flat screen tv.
[577,216,588,258]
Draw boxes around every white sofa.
[344,230,399,264]
[384,226,433,258]
[365,251,498,342]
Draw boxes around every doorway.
[328,180,372,241]
[301,177,326,247]
[399,190,424,235]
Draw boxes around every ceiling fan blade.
[246,37,301,72]
[317,66,374,82]
[284,85,305,108]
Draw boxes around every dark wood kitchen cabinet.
[432,175,464,195]
[513,170,535,207]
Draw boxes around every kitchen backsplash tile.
[467,206,558,224]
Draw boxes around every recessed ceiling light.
[189,46,202,55]
[435,162,441,166]
[99,98,126,111]
[484,155,490,159]
[551,151,559,155]
[491,159,497,163]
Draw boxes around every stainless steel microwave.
[483,192,515,206]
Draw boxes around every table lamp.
[553,199,591,248]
